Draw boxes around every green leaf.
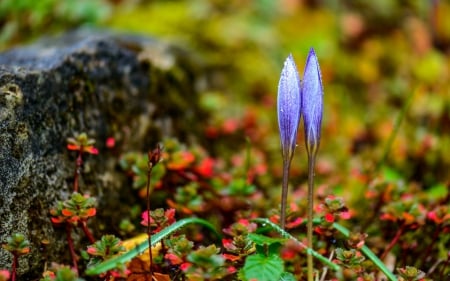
[249,233,285,256]
[248,233,286,246]
[243,253,284,281]
[279,272,297,281]
[85,217,219,275]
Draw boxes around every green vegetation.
[1,1,449,280]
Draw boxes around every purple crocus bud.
[277,54,301,162]
[301,48,323,158]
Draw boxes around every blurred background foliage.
[1,0,449,201]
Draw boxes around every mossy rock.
[0,28,209,279]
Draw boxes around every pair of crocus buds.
[277,48,323,231]
[278,48,323,162]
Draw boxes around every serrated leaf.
[243,253,284,281]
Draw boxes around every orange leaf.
[402,212,415,225]
[62,209,74,216]
[51,217,64,224]
[126,258,171,281]
[67,144,81,151]
[83,146,99,155]
[194,157,215,178]
[85,208,97,217]
[153,273,171,281]
[222,253,241,261]
[127,258,151,281]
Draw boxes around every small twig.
[427,258,443,276]
[380,225,405,260]
[320,250,334,281]
[146,162,154,277]
[79,221,96,244]
[11,254,18,281]
[66,224,78,273]
[73,149,83,193]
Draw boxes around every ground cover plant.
[1,1,449,281]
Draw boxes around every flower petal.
[301,48,323,156]
[277,54,302,160]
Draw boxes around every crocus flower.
[301,48,323,281]
[277,54,302,162]
[277,54,301,230]
[301,48,323,158]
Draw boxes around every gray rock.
[0,29,208,278]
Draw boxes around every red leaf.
[194,157,215,178]
[222,253,240,261]
[165,253,183,265]
[325,213,335,223]
[85,208,97,217]
[62,209,74,217]
[51,217,64,224]
[84,146,99,155]
[67,144,81,151]
[180,262,192,272]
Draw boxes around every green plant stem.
[307,155,315,281]
[376,88,414,172]
[85,218,220,275]
[332,222,397,281]
[280,158,291,230]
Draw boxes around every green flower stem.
[85,218,220,275]
[307,155,315,281]
[280,157,292,230]
[252,218,342,275]
[332,222,398,281]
